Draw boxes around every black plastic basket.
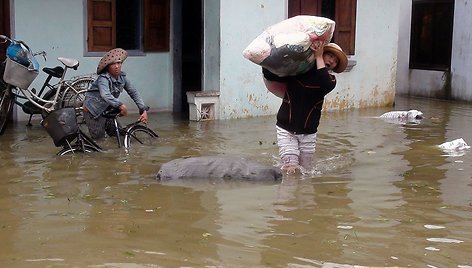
[42,108,78,147]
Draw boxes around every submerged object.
[380,109,424,120]
[379,109,424,124]
[157,155,283,181]
[438,138,470,151]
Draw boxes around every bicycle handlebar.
[101,107,148,128]
[0,35,47,61]
[0,35,11,43]
[34,51,47,61]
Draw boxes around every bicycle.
[59,72,97,110]
[0,35,94,134]
[46,107,159,156]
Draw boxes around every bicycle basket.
[3,41,40,89]
[3,57,39,89]
[42,108,78,147]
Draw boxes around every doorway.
[180,0,203,117]
[1,0,10,61]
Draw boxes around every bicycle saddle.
[42,66,64,78]
[102,107,121,118]
[58,57,80,70]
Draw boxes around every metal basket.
[2,57,39,89]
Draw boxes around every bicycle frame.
[1,35,94,132]
[10,57,80,113]
[102,108,158,149]
[1,35,85,112]
[56,115,158,155]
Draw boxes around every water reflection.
[1,96,472,267]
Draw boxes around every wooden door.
[1,0,11,60]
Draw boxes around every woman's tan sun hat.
[324,43,348,73]
[97,48,128,74]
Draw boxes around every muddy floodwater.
[1,96,471,267]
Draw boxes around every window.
[288,0,357,55]
[409,0,454,71]
[87,0,169,52]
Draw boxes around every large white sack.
[243,15,335,77]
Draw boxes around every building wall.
[450,0,472,100]
[396,0,448,99]
[10,0,415,122]
[203,0,220,93]
[217,0,401,120]
[396,0,472,101]
[218,0,286,120]
[11,0,173,122]
[328,0,400,110]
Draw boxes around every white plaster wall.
[395,0,412,96]
[402,69,447,98]
[218,0,286,120]
[203,0,220,92]
[327,0,401,109]
[11,0,172,122]
[451,0,472,100]
[218,0,402,120]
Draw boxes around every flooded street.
[1,96,471,267]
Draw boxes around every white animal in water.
[379,109,424,123]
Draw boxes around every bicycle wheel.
[123,125,158,148]
[60,77,94,109]
[0,84,15,135]
[57,143,101,156]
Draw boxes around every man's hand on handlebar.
[139,110,148,124]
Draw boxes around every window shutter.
[288,0,301,17]
[288,0,321,18]
[88,0,116,52]
[334,0,356,55]
[144,0,170,52]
